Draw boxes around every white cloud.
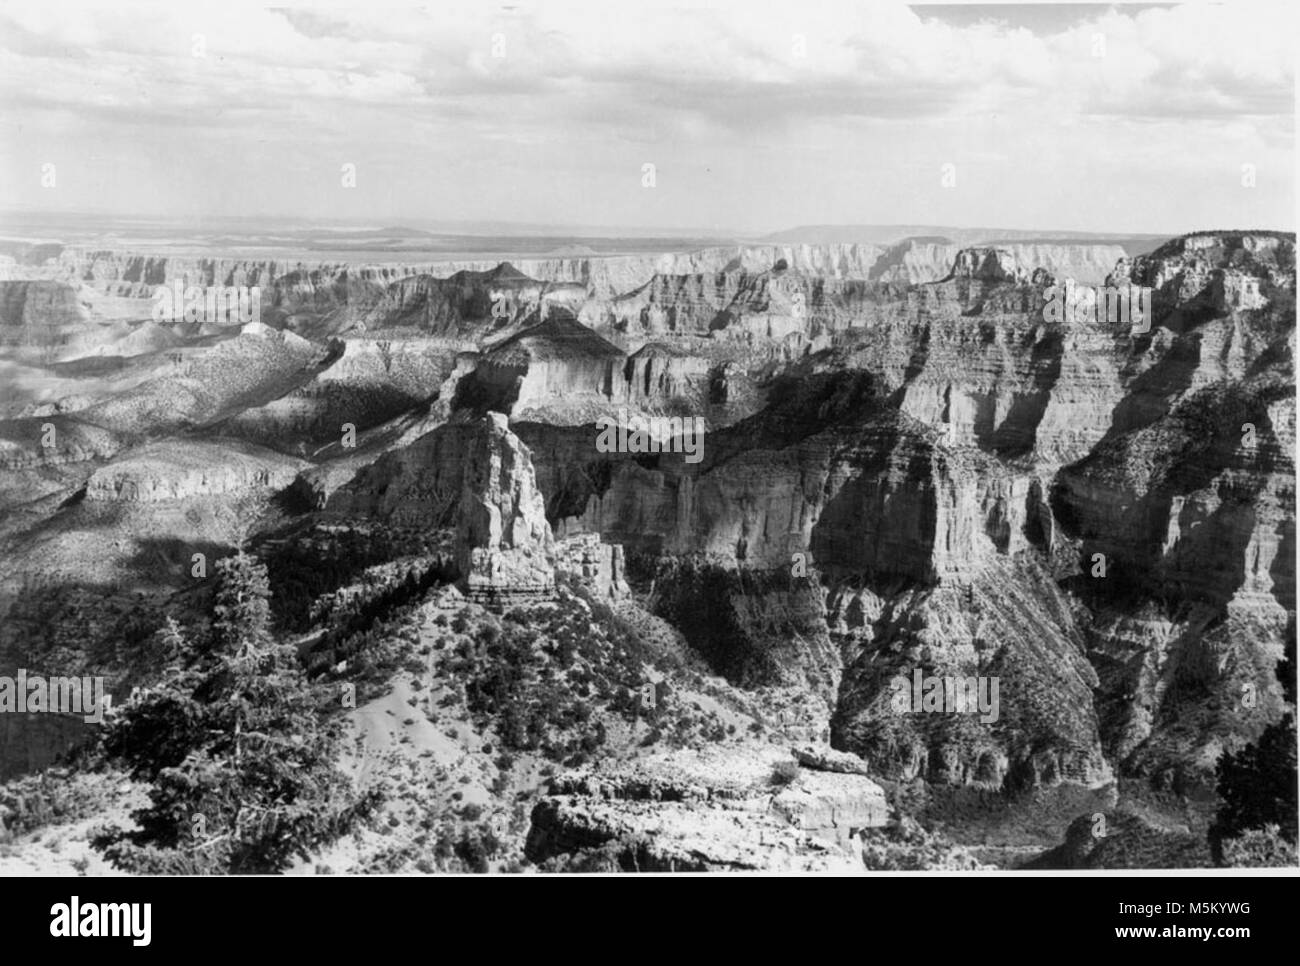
[0,0,1292,232]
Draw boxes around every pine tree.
[157,616,188,669]
[93,552,380,873]
[1209,628,1297,864]
[211,550,274,655]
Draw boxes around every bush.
[769,761,800,787]
[1220,825,1299,868]
[0,772,115,840]
[452,824,501,873]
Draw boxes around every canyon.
[0,230,1292,870]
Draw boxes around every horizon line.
[1,207,1287,243]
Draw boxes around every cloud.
[1,1,1291,123]
[0,0,1292,231]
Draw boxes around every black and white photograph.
[0,0,1295,904]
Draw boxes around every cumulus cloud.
[0,0,1292,232]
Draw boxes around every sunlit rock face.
[455,412,556,602]
[554,533,630,601]
[477,313,626,423]
[321,410,555,603]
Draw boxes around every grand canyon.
[0,222,1293,872]
[0,0,1294,879]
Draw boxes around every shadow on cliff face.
[1102,329,1204,442]
[123,535,234,591]
[890,323,931,403]
[1053,375,1288,611]
[647,561,839,702]
[516,370,889,541]
[1050,368,1294,791]
[251,520,455,634]
[211,382,430,452]
[703,369,889,468]
[808,416,932,588]
[511,422,617,524]
[1104,279,1294,446]
[449,361,524,415]
[986,326,1066,458]
[1270,517,1295,613]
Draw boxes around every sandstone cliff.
[455,412,556,602]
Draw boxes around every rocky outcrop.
[71,326,331,437]
[325,418,489,526]
[615,343,712,407]
[455,412,556,604]
[944,247,1029,283]
[1126,231,1295,331]
[525,745,888,870]
[85,440,307,502]
[830,554,1113,789]
[791,743,872,775]
[324,411,557,602]
[458,313,627,423]
[1026,811,1213,869]
[1051,370,1294,785]
[649,560,842,705]
[554,533,630,601]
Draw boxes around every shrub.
[1220,825,1298,867]
[0,772,115,839]
[769,761,800,787]
[452,825,501,873]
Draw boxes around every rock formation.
[554,533,630,601]
[85,440,308,503]
[525,745,888,870]
[455,412,556,604]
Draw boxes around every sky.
[0,0,1294,236]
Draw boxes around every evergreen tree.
[1209,628,1297,864]
[93,552,379,873]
